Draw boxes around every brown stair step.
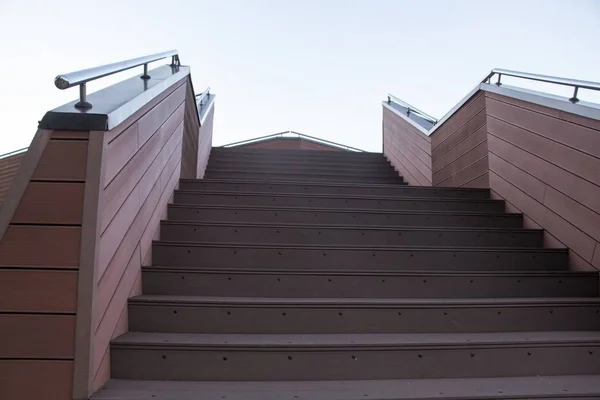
[209,148,384,159]
[167,204,523,228]
[173,190,505,212]
[179,178,487,198]
[159,221,543,247]
[110,331,600,381]
[205,165,400,176]
[142,267,599,298]
[128,295,600,334]
[151,242,568,271]
[207,158,395,171]
[92,375,600,400]
[203,171,404,184]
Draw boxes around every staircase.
[94,147,600,399]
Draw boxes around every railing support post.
[496,74,502,86]
[74,83,92,110]
[570,86,580,103]
[141,63,150,80]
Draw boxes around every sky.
[0,0,599,153]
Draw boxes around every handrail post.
[75,83,92,110]
[570,86,580,103]
[141,63,150,80]
[496,73,502,86]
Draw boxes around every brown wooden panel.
[0,269,77,313]
[0,360,73,399]
[51,130,90,140]
[385,122,432,167]
[431,92,485,149]
[32,140,88,181]
[138,83,187,147]
[488,152,546,202]
[92,347,109,392]
[385,145,430,185]
[383,108,431,154]
[488,132,600,215]
[387,133,432,178]
[486,114,555,159]
[559,110,600,131]
[489,171,546,224]
[12,182,84,224]
[94,245,141,375]
[541,206,596,262]
[433,142,487,184]
[433,124,487,172]
[181,80,201,179]
[104,123,139,186]
[486,96,600,159]
[300,140,342,151]
[0,225,80,268]
[436,157,489,188]
[0,314,75,358]
[593,243,600,270]
[485,91,561,118]
[544,186,600,242]
[432,108,487,158]
[551,140,600,187]
[462,172,489,189]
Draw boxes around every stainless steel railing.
[484,68,600,103]
[54,50,180,109]
[386,94,438,125]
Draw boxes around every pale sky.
[0,0,599,153]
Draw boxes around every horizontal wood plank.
[0,314,75,358]
[0,360,73,400]
[32,140,88,181]
[488,152,546,202]
[0,269,77,313]
[12,182,84,224]
[0,226,81,268]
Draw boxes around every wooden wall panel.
[486,91,600,271]
[197,106,214,179]
[0,360,73,400]
[0,132,88,400]
[382,107,432,186]
[239,137,344,151]
[12,182,84,224]
[0,150,25,205]
[431,92,488,188]
[0,314,75,358]
[0,269,77,312]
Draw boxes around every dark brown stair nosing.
[143,266,597,278]
[111,331,600,349]
[180,178,490,193]
[159,220,542,234]
[91,375,600,400]
[130,295,600,308]
[151,241,568,253]
[174,189,503,205]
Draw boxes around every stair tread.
[181,178,487,191]
[144,265,597,276]
[131,294,600,306]
[161,220,540,233]
[175,189,499,203]
[113,331,600,347]
[93,375,600,400]
[153,241,566,252]
[169,202,519,216]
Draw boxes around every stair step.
[160,221,543,247]
[110,331,600,381]
[142,267,600,298]
[210,148,384,159]
[207,158,395,171]
[129,295,600,334]
[151,242,568,271]
[206,165,399,176]
[167,204,523,228]
[203,171,404,183]
[93,375,600,400]
[179,178,490,198]
[173,191,504,212]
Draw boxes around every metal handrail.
[196,87,211,111]
[0,147,28,160]
[484,68,600,103]
[54,50,180,110]
[222,131,366,152]
[386,94,438,125]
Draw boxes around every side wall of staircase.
[0,70,213,399]
[384,86,600,272]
